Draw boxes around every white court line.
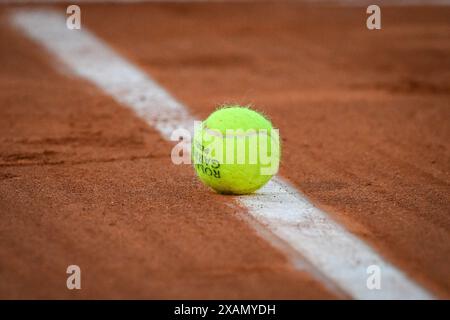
[11,9,434,299]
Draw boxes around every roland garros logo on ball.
[171,105,281,195]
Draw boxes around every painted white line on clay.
[11,9,434,299]
[2,0,450,6]
[242,177,434,299]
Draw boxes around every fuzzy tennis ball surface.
[192,105,280,195]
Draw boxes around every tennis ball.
[192,105,280,195]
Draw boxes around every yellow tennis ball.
[192,105,280,195]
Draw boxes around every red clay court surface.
[0,2,449,299]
